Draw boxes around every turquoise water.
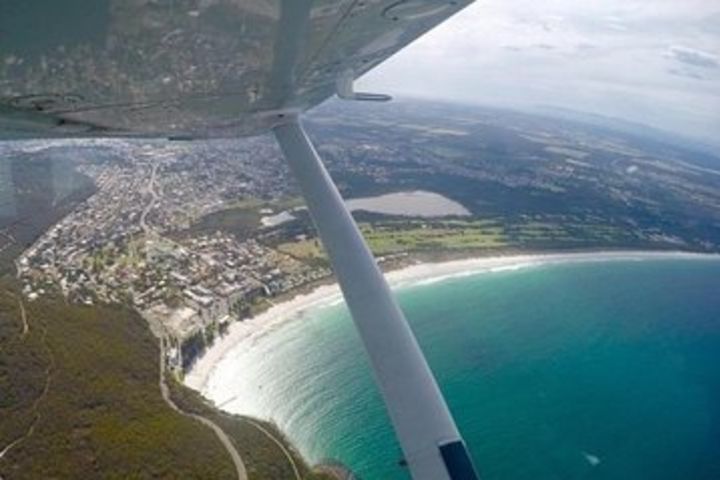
[208,258,720,479]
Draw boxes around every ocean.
[196,256,720,479]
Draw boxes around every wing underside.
[0,0,472,139]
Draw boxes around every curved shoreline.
[184,250,718,395]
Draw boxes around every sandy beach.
[184,250,717,393]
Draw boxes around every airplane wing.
[0,0,473,139]
[2,3,482,479]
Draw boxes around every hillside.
[0,283,331,479]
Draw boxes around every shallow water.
[199,258,720,479]
[345,190,470,217]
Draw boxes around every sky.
[359,0,720,145]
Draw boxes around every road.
[140,163,159,234]
[17,297,28,338]
[138,164,246,478]
[244,417,302,480]
[137,163,289,480]
[157,340,248,480]
[0,324,53,462]
[216,395,302,480]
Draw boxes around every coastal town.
[14,138,333,373]
[9,101,720,376]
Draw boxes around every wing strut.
[273,117,480,480]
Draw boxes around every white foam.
[184,284,343,391]
[583,451,601,466]
[185,250,719,394]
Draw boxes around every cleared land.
[274,216,657,263]
[278,220,506,259]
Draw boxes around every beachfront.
[184,250,716,394]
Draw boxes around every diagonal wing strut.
[273,116,480,480]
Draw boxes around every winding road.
[157,340,248,480]
[140,163,159,234]
[216,395,302,480]
[0,322,54,462]
[244,417,302,480]
[139,163,296,479]
[17,297,28,338]
[139,163,247,478]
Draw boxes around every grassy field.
[186,195,665,264]
[277,219,508,260]
[504,218,646,248]
[0,282,330,480]
[361,221,506,253]
[275,215,660,264]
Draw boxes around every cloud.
[360,0,720,144]
[503,43,558,52]
[700,13,720,35]
[666,45,720,68]
[576,42,597,51]
[667,68,706,81]
[602,15,628,32]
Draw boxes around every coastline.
[184,249,718,394]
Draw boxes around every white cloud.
[359,0,720,144]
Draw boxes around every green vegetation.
[313,101,720,253]
[188,205,262,240]
[361,220,506,253]
[169,383,333,480]
[0,282,329,479]
[275,213,680,266]
[278,219,506,260]
[0,286,237,479]
[277,238,326,262]
[503,215,658,250]
[181,197,303,240]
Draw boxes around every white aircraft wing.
[0,0,473,139]
[1,2,482,479]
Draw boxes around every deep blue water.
[207,258,720,479]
